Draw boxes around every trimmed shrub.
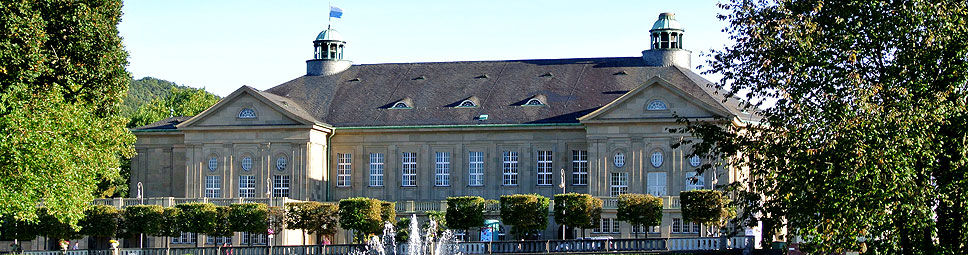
[553,193,602,237]
[339,197,383,243]
[211,206,233,238]
[80,205,119,238]
[175,203,217,236]
[680,190,733,227]
[380,201,396,225]
[231,203,268,234]
[500,194,550,239]
[446,196,485,235]
[616,193,663,238]
[122,205,164,237]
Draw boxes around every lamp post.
[137,182,144,248]
[559,168,566,240]
[266,177,274,253]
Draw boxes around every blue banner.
[330,6,343,18]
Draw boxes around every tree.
[446,196,486,238]
[211,206,234,244]
[128,87,220,128]
[286,201,334,245]
[122,205,163,247]
[0,0,135,228]
[680,190,733,235]
[176,203,217,247]
[381,201,396,225]
[38,207,78,241]
[158,207,182,249]
[0,214,38,241]
[80,205,119,249]
[267,206,286,244]
[230,203,268,246]
[394,217,411,243]
[554,193,602,239]
[500,194,550,240]
[677,1,968,254]
[615,194,662,239]
[338,197,383,243]
[425,210,447,236]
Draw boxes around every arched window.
[647,100,668,110]
[208,157,218,171]
[689,155,701,167]
[458,100,477,108]
[525,99,544,106]
[276,157,288,171]
[241,157,253,171]
[651,151,664,168]
[391,102,410,109]
[239,108,257,119]
[614,152,626,168]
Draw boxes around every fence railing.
[20,237,752,255]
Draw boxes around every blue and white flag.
[330,6,343,18]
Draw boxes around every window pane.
[536,151,552,186]
[572,150,588,185]
[502,151,518,185]
[369,153,384,187]
[337,153,352,187]
[402,152,417,186]
[435,152,450,186]
[469,151,484,186]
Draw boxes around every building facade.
[130,12,754,246]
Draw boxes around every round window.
[208,157,218,171]
[241,157,253,171]
[651,151,663,168]
[614,152,625,168]
[239,108,257,119]
[689,155,701,167]
[276,157,287,171]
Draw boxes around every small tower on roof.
[642,12,692,68]
[307,25,352,76]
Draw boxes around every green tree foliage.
[0,0,135,228]
[553,193,602,238]
[425,210,446,236]
[0,214,38,241]
[267,206,286,236]
[122,205,163,237]
[285,202,339,245]
[394,217,411,243]
[211,206,233,238]
[79,205,119,239]
[175,203,217,239]
[499,194,549,240]
[676,1,968,254]
[380,201,396,224]
[616,194,662,238]
[338,197,383,243]
[121,77,184,117]
[158,207,182,238]
[38,207,78,240]
[680,190,733,229]
[128,86,220,128]
[229,203,268,235]
[445,196,486,235]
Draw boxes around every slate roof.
[263,57,744,127]
[132,116,192,131]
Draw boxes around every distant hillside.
[122,77,188,117]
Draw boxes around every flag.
[330,6,343,18]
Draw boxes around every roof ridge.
[352,56,642,66]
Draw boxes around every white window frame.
[458,100,477,108]
[241,232,267,245]
[238,108,257,118]
[208,157,218,171]
[647,172,667,196]
[276,157,287,171]
[272,175,290,198]
[572,150,588,185]
[369,153,385,187]
[689,155,701,167]
[614,152,626,168]
[241,157,253,171]
[610,172,629,197]
[336,153,352,187]
[685,171,704,191]
[205,175,221,198]
[468,151,484,186]
[536,150,553,186]
[391,102,410,109]
[401,152,417,187]
[435,152,450,187]
[171,232,196,244]
[502,151,518,186]
[647,100,668,110]
[239,175,255,198]
[206,236,232,245]
[595,218,619,234]
[672,218,683,233]
[525,99,544,106]
[651,151,664,168]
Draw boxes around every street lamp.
[137,182,144,248]
[559,168,566,240]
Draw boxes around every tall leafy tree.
[79,205,119,249]
[499,194,549,240]
[676,0,968,254]
[338,197,383,243]
[679,190,732,236]
[158,207,182,249]
[0,0,135,227]
[176,203,217,248]
[446,196,486,238]
[554,193,602,239]
[229,203,268,246]
[128,86,220,128]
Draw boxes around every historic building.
[130,12,753,245]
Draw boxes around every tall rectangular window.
[369,153,384,187]
[238,175,255,198]
[572,150,588,185]
[205,175,221,198]
[610,172,629,197]
[685,172,704,191]
[536,151,553,186]
[672,218,682,233]
[502,151,518,186]
[468,151,484,186]
[171,232,196,244]
[337,153,352,187]
[595,218,618,233]
[401,152,417,187]
[435,152,450,186]
[272,175,290,198]
[648,172,668,196]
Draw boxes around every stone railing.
[91,197,297,208]
[600,196,681,210]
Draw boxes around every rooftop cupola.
[642,12,692,68]
[307,25,352,76]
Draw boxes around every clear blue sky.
[118,0,732,96]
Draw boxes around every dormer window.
[239,108,257,118]
[647,100,668,110]
[525,99,544,106]
[391,102,411,109]
[458,100,477,108]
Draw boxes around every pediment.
[579,77,732,122]
[177,86,315,129]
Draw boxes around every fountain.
[350,214,461,255]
